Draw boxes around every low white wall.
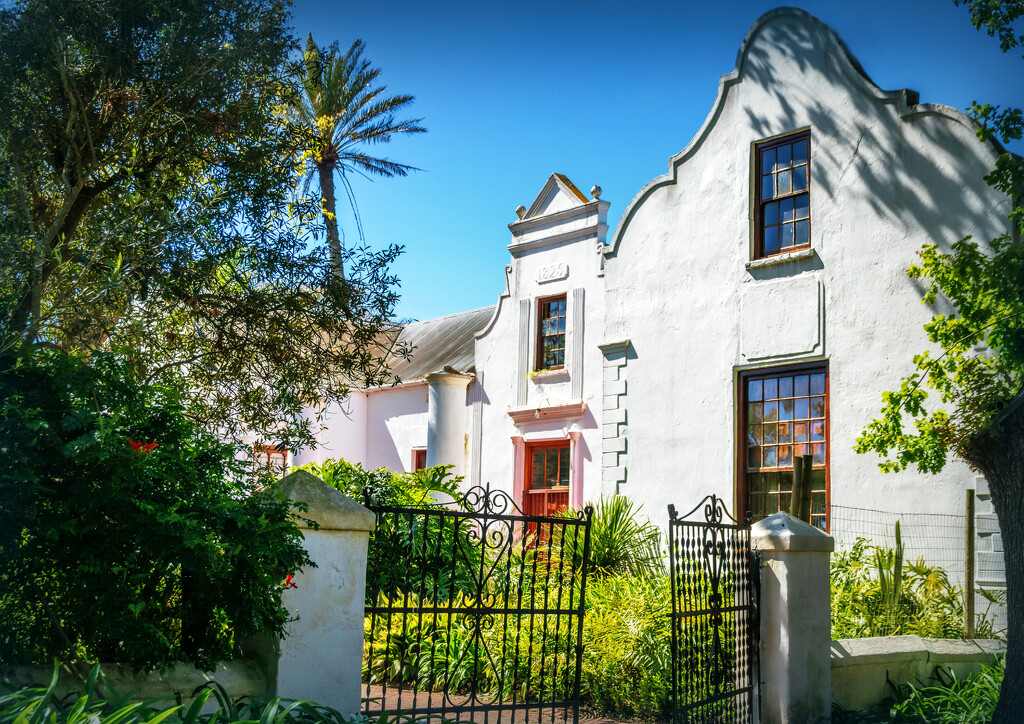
[831,635,1005,712]
[274,469,374,716]
[0,660,267,708]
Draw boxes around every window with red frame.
[523,441,570,517]
[536,295,567,370]
[254,444,288,479]
[412,448,427,471]
[755,131,810,258]
[739,365,829,530]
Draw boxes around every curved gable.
[604,7,1001,259]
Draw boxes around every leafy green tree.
[0,0,407,450]
[289,34,425,280]
[857,4,1022,719]
[0,350,313,671]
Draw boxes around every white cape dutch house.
[294,8,1010,623]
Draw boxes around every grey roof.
[387,306,494,382]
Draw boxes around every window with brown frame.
[536,295,566,370]
[523,441,570,517]
[253,443,288,479]
[412,448,427,471]
[739,364,829,530]
[755,131,810,258]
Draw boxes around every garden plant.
[832,655,1004,724]
[0,663,357,724]
[0,351,312,672]
[830,526,1001,640]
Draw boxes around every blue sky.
[290,1,1023,322]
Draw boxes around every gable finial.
[591,185,602,200]
[515,204,526,220]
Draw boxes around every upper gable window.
[536,294,566,370]
[756,132,810,258]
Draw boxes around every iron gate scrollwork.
[667,495,759,724]
[363,484,593,724]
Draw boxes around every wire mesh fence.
[830,505,966,586]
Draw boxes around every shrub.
[580,573,672,719]
[0,351,312,671]
[576,495,663,578]
[296,458,471,603]
[829,526,994,640]
[295,458,461,507]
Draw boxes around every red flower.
[129,440,143,451]
[284,574,298,589]
[144,442,158,453]
[129,440,158,454]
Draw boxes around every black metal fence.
[667,496,759,724]
[363,485,593,724]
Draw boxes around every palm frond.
[289,35,425,250]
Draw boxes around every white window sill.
[745,247,818,271]
[530,368,569,383]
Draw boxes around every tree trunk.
[966,397,1024,724]
[317,165,345,281]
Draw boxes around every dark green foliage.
[296,458,471,603]
[0,0,407,451]
[0,351,312,671]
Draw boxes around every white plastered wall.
[294,384,428,473]
[602,8,1009,529]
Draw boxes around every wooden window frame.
[535,293,567,371]
[524,439,571,515]
[253,443,288,479]
[754,130,811,259]
[735,362,830,530]
[411,448,428,471]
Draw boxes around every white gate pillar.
[751,512,834,724]
[274,469,375,715]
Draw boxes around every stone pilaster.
[598,340,629,492]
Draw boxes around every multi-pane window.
[741,366,828,530]
[536,295,566,370]
[253,444,288,479]
[756,132,810,258]
[524,442,570,516]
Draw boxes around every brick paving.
[362,686,658,724]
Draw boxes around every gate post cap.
[275,469,376,532]
[751,511,834,552]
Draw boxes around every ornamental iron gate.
[667,496,759,724]
[363,485,593,724]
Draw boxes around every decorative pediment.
[507,400,587,426]
[522,173,589,220]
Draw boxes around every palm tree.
[292,34,425,280]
